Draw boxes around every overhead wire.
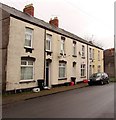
[63,0,112,29]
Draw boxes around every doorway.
[45,60,51,87]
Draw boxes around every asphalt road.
[3,83,114,118]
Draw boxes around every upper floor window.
[25,27,33,48]
[89,48,92,59]
[73,41,77,56]
[93,49,94,60]
[98,50,100,61]
[82,45,85,58]
[61,36,65,54]
[46,34,52,51]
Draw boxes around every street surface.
[3,83,114,118]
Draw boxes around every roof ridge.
[0,2,103,50]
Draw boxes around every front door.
[46,61,50,87]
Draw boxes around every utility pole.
[114,2,116,81]
[114,35,116,80]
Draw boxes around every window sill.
[24,46,34,50]
[24,47,34,53]
[46,50,52,52]
[81,57,85,59]
[72,55,77,57]
[46,50,53,56]
[19,80,36,84]
[71,76,76,79]
[80,76,86,78]
[60,53,66,56]
[58,78,67,80]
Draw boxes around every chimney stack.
[23,4,34,16]
[49,17,59,27]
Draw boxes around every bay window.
[81,64,86,77]
[59,62,66,79]
[21,59,34,80]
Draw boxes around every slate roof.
[0,2,103,50]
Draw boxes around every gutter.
[10,14,103,50]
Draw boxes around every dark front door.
[46,61,49,87]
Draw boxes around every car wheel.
[88,82,92,86]
[100,81,104,85]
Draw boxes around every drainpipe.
[115,2,116,80]
[44,29,46,86]
[87,45,88,79]
[114,35,116,80]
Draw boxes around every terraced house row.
[1,3,104,92]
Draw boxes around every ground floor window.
[81,64,86,77]
[21,59,34,80]
[89,65,92,77]
[59,62,66,79]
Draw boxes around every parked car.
[88,72,110,85]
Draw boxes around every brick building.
[104,48,115,77]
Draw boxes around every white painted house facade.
[1,3,104,92]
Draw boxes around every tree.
[84,35,103,48]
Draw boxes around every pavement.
[2,82,88,105]
[3,83,114,118]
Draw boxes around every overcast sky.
[1,0,114,49]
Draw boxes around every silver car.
[88,72,110,85]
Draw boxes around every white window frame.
[93,49,94,60]
[20,59,34,81]
[98,50,100,61]
[24,27,33,48]
[61,37,65,54]
[89,65,92,77]
[73,42,77,56]
[59,62,66,79]
[89,48,92,59]
[82,45,85,58]
[81,64,86,77]
[46,34,52,51]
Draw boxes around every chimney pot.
[49,17,59,27]
[23,4,34,16]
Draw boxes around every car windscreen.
[90,73,102,79]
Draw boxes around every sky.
[0,0,114,49]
